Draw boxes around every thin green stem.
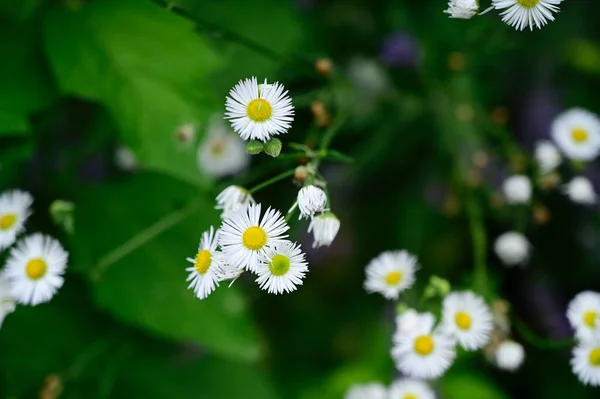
[513,315,574,350]
[92,198,203,280]
[465,194,488,297]
[248,169,296,194]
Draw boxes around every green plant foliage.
[71,173,261,362]
[43,0,223,187]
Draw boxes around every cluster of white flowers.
[444,0,564,31]
[0,190,69,329]
[344,379,435,399]
[567,291,600,386]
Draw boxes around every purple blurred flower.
[518,88,562,149]
[379,32,420,68]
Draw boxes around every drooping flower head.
[225,77,294,142]
[563,177,597,205]
[215,186,255,220]
[307,211,340,248]
[534,140,562,173]
[444,0,479,19]
[502,175,532,204]
[495,340,525,371]
[197,117,249,178]
[493,231,530,266]
[297,185,327,220]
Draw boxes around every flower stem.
[465,194,489,297]
[512,315,574,350]
[248,169,296,194]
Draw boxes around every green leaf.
[0,0,41,21]
[441,368,510,399]
[71,173,261,362]
[0,20,56,135]
[43,0,223,188]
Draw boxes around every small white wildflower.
[4,233,68,306]
[534,140,562,173]
[388,379,435,399]
[197,117,249,178]
[567,291,600,342]
[219,203,289,273]
[255,241,308,294]
[215,186,255,219]
[493,231,530,266]
[114,145,139,171]
[0,190,33,251]
[297,185,327,220]
[502,175,532,204]
[0,275,16,328]
[175,123,196,147]
[492,0,563,31]
[185,226,223,300]
[225,77,294,142]
[441,291,493,351]
[551,108,600,161]
[364,250,418,300]
[495,340,525,371]
[571,337,600,387]
[343,382,387,399]
[563,177,597,205]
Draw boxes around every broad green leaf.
[0,20,56,135]
[0,0,40,21]
[441,368,510,399]
[43,0,223,188]
[114,342,280,399]
[71,173,261,362]
[177,0,305,92]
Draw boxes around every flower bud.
[263,138,282,158]
[246,139,264,155]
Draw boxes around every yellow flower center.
[26,258,47,280]
[194,249,212,274]
[247,99,272,122]
[269,254,290,276]
[584,311,598,328]
[0,213,17,230]
[589,348,600,367]
[517,0,539,7]
[404,395,417,399]
[571,128,589,143]
[385,271,402,285]
[455,311,472,330]
[414,335,434,356]
[242,226,267,250]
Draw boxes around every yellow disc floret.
[247,99,273,122]
[242,226,267,250]
[414,335,434,356]
[517,0,539,7]
[455,311,472,330]
[26,258,47,280]
[269,254,290,276]
[571,128,589,143]
[584,311,598,328]
[385,271,403,285]
[194,249,212,274]
[589,348,600,367]
[0,213,16,230]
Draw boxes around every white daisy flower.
[534,140,562,173]
[495,340,525,371]
[364,250,418,300]
[492,0,563,31]
[392,312,456,379]
[225,77,294,142]
[255,241,308,295]
[307,211,340,248]
[444,0,479,19]
[114,145,139,171]
[571,337,600,387]
[296,185,327,220]
[344,382,387,399]
[215,185,255,219]
[493,231,530,266]
[551,108,600,161]
[197,117,249,178]
[0,190,33,250]
[4,233,68,306]
[441,291,493,350]
[185,226,224,300]
[0,274,16,328]
[502,175,532,204]
[567,291,600,341]
[219,203,289,273]
[388,379,435,399]
[563,177,597,205]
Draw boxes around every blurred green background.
[1,0,600,398]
